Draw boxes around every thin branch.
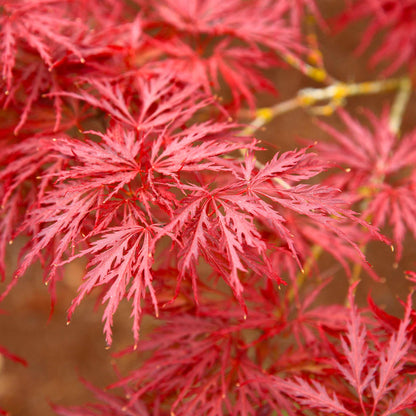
[242,77,410,137]
[389,77,412,135]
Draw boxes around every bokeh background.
[1,2,416,414]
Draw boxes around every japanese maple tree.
[1,0,416,415]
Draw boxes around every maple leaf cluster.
[1,1,416,415]
[316,109,416,261]
[338,0,416,75]
[277,287,416,416]
[53,285,416,416]
[1,0,361,346]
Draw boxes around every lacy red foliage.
[1,1,416,415]
[338,0,416,75]
[277,289,416,415]
[317,110,416,260]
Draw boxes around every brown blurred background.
[1,1,416,414]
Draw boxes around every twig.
[242,77,410,137]
[389,77,412,135]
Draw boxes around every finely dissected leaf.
[0,136,59,282]
[60,73,207,132]
[5,2,416,416]
[280,289,416,416]
[149,121,253,178]
[0,0,85,90]
[51,128,142,190]
[68,223,161,346]
[151,37,278,109]
[16,187,102,283]
[371,295,413,408]
[134,0,310,109]
[237,147,327,185]
[7,105,262,342]
[277,377,356,416]
[316,109,416,188]
[338,0,416,74]
[0,136,55,207]
[366,184,416,260]
[381,380,416,416]
[166,190,267,308]
[317,110,416,259]
[332,294,375,415]
[151,0,300,53]
[11,127,148,287]
[110,311,292,416]
[0,1,147,134]
[287,278,348,347]
[1,18,16,93]
[235,150,379,262]
[53,378,152,416]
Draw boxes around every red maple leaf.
[133,0,308,110]
[316,109,416,259]
[338,0,416,74]
[277,288,416,415]
[107,309,293,416]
